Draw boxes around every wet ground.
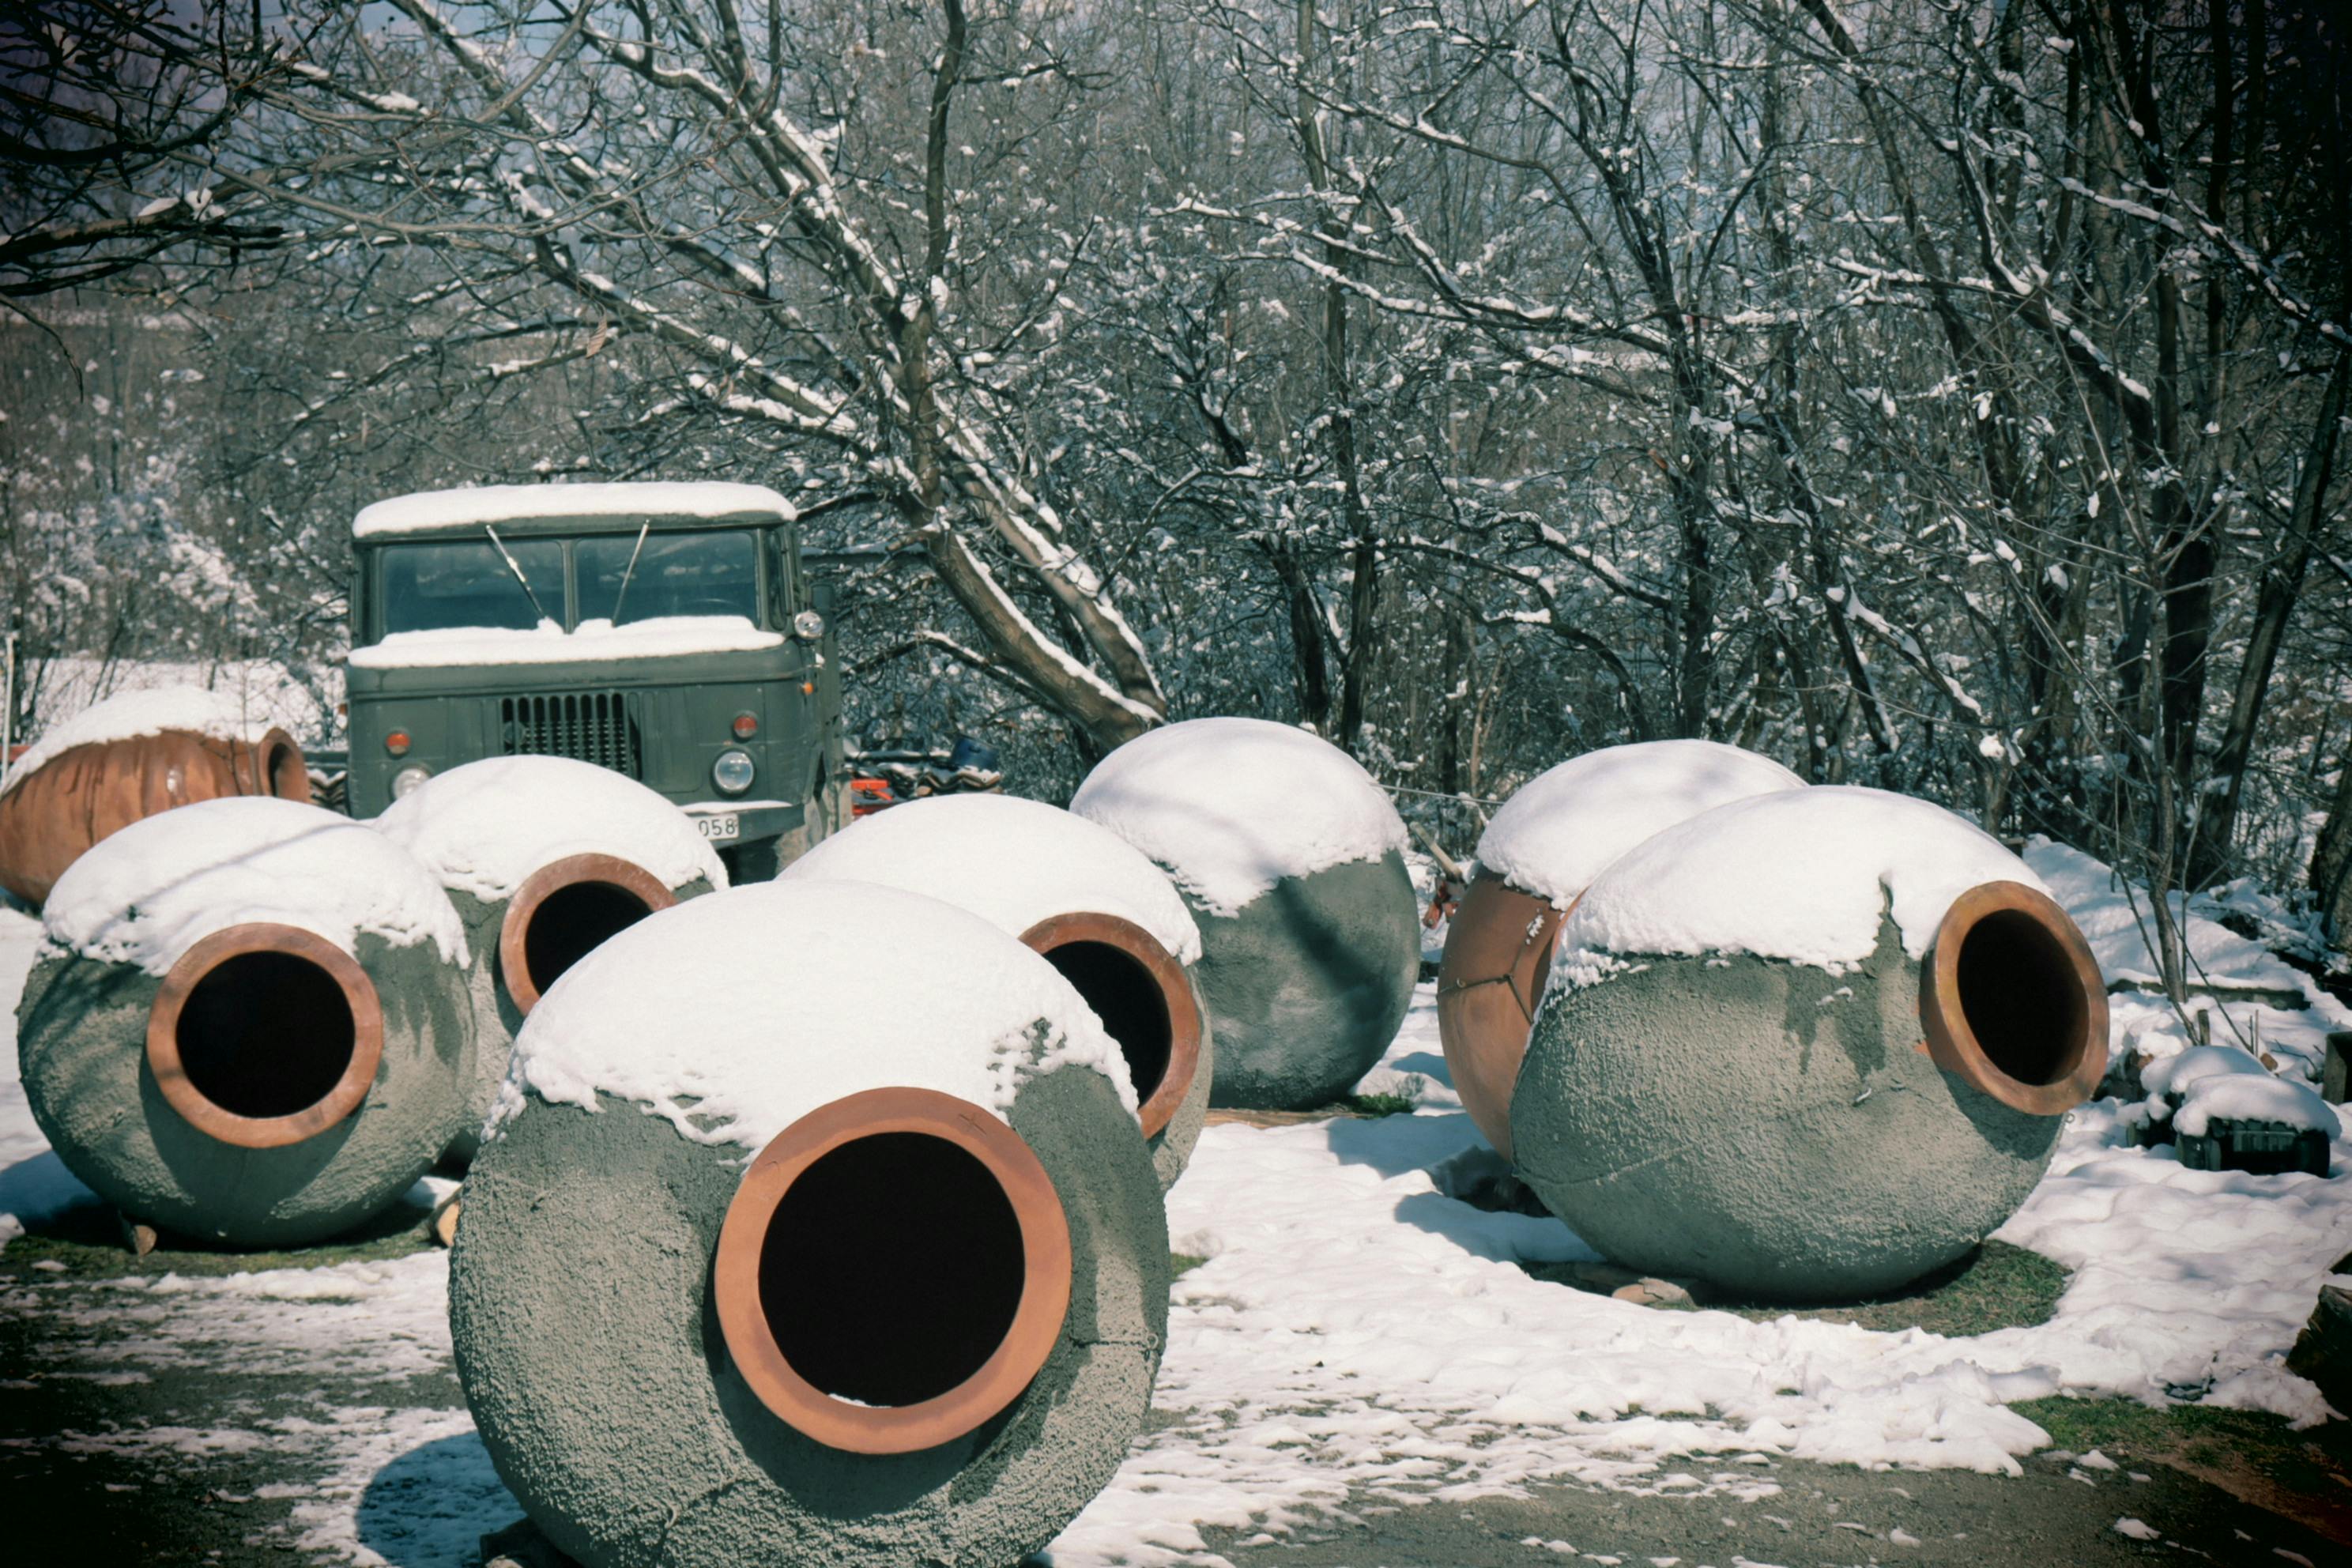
[4,1203,2347,1568]
[1194,1450,2347,1566]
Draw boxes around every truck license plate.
[697,813,741,842]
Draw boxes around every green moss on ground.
[1524,1240,2068,1336]
[0,1197,441,1282]
[1336,1091,1419,1118]
[2010,1394,2352,1541]
[1712,1240,2068,1334]
[2014,1396,2352,1479]
[1171,1253,1209,1277]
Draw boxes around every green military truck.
[343,482,845,878]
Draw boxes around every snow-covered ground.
[3,843,2350,1566]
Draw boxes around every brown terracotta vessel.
[0,727,309,906]
[1434,869,1569,1160]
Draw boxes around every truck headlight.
[712,749,756,795]
[391,763,433,799]
[792,609,825,641]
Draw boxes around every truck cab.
[344,482,844,877]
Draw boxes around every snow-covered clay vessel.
[0,684,311,907]
[1512,786,2107,1302]
[782,793,1212,1186]
[450,880,1167,1568]
[15,797,473,1246]
[373,755,725,1162]
[1438,741,1804,1159]
[1070,717,1419,1110]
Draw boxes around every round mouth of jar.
[496,853,677,1013]
[1018,911,1203,1140]
[712,1087,1072,1454]
[145,922,384,1149]
[1920,880,2108,1115]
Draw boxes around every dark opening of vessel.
[1954,908,2088,1087]
[522,881,654,996]
[175,951,356,1119]
[1042,939,1173,1104]
[757,1131,1027,1408]
[267,743,307,800]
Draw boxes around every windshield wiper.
[609,521,650,626]
[483,523,553,625]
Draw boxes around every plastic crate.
[2175,1117,2331,1177]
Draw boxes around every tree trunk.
[2191,352,2348,885]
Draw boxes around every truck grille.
[499,692,643,777]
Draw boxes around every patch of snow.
[1560,786,2041,973]
[2110,991,2346,1091]
[352,481,791,537]
[782,793,1198,962]
[2024,838,2308,995]
[374,756,726,901]
[2173,1075,2342,1139]
[0,685,285,799]
[41,797,467,974]
[347,615,782,669]
[1070,718,1407,917]
[1476,741,1804,907]
[2142,1045,2273,1099]
[496,880,1136,1155]
[1054,1057,2352,1563]
[2113,1517,2160,1540]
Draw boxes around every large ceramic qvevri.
[1511,787,2106,1302]
[374,755,726,1161]
[1072,717,1419,1110]
[450,880,1167,1568]
[0,686,310,907]
[783,792,1212,1186]
[1438,741,1804,1158]
[17,797,473,1246]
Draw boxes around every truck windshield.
[577,530,760,626]
[382,539,565,634]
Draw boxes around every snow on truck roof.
[352,481,793,539]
